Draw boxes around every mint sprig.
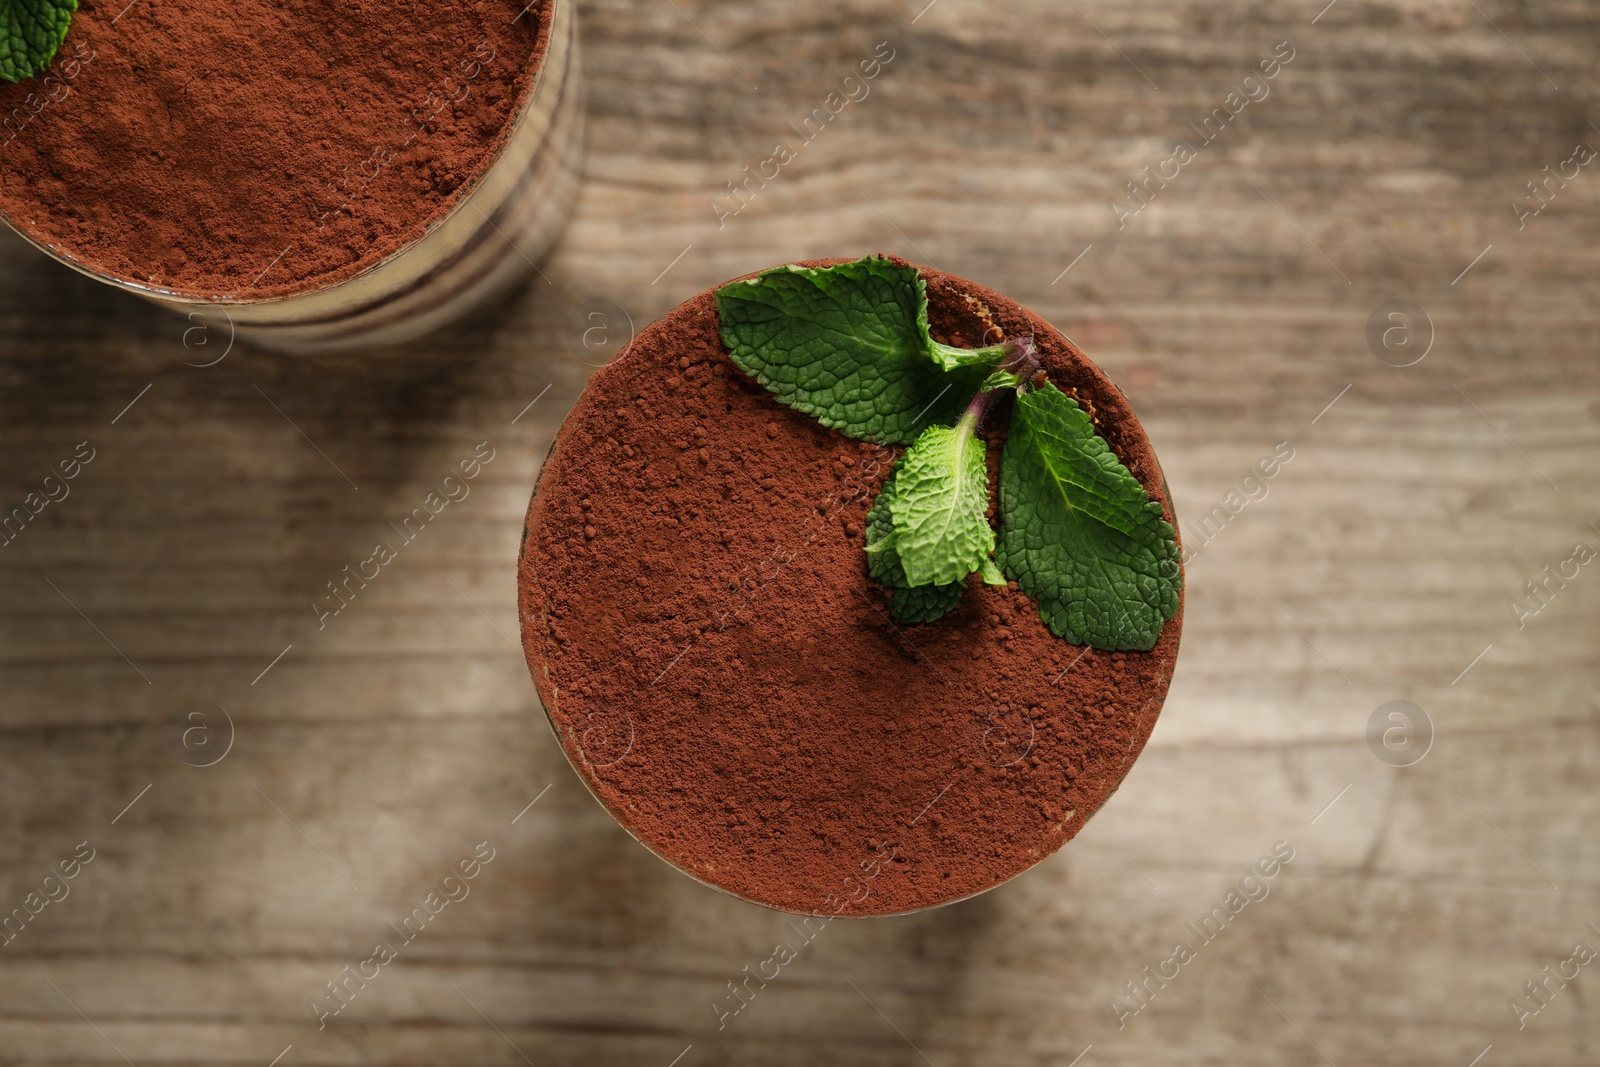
[0,0,77,83]
[716,256,1181,652]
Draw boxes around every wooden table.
[3,1,1597,1063]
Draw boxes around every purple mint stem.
[962,335,1039,428]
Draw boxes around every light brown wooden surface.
[3,0,1599,1064]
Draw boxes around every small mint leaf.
[979,367,1024,393]
[865,463,966,624]
[888,416,994,587]
[978,557,1006,585]
[927,338,1014,373]
[715,257,990,444]
[996,383,1180,650]
[0,0,76,83]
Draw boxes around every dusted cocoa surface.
[0,0,550,297]
[519,258,1183,916]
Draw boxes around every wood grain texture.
[1,0,1598,1064]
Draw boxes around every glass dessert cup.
[518,258,1185,916]
[0,0,582,355]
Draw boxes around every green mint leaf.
[978,557,1006,585]
[887,415,994,587]
[996,382,1180,651]
[865,464,967,624]
[0,0,76,83]
[979,366,1025,393]
[927,338,1014,373]
[716,257,989,444]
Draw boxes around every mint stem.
[962,336,1039,429]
